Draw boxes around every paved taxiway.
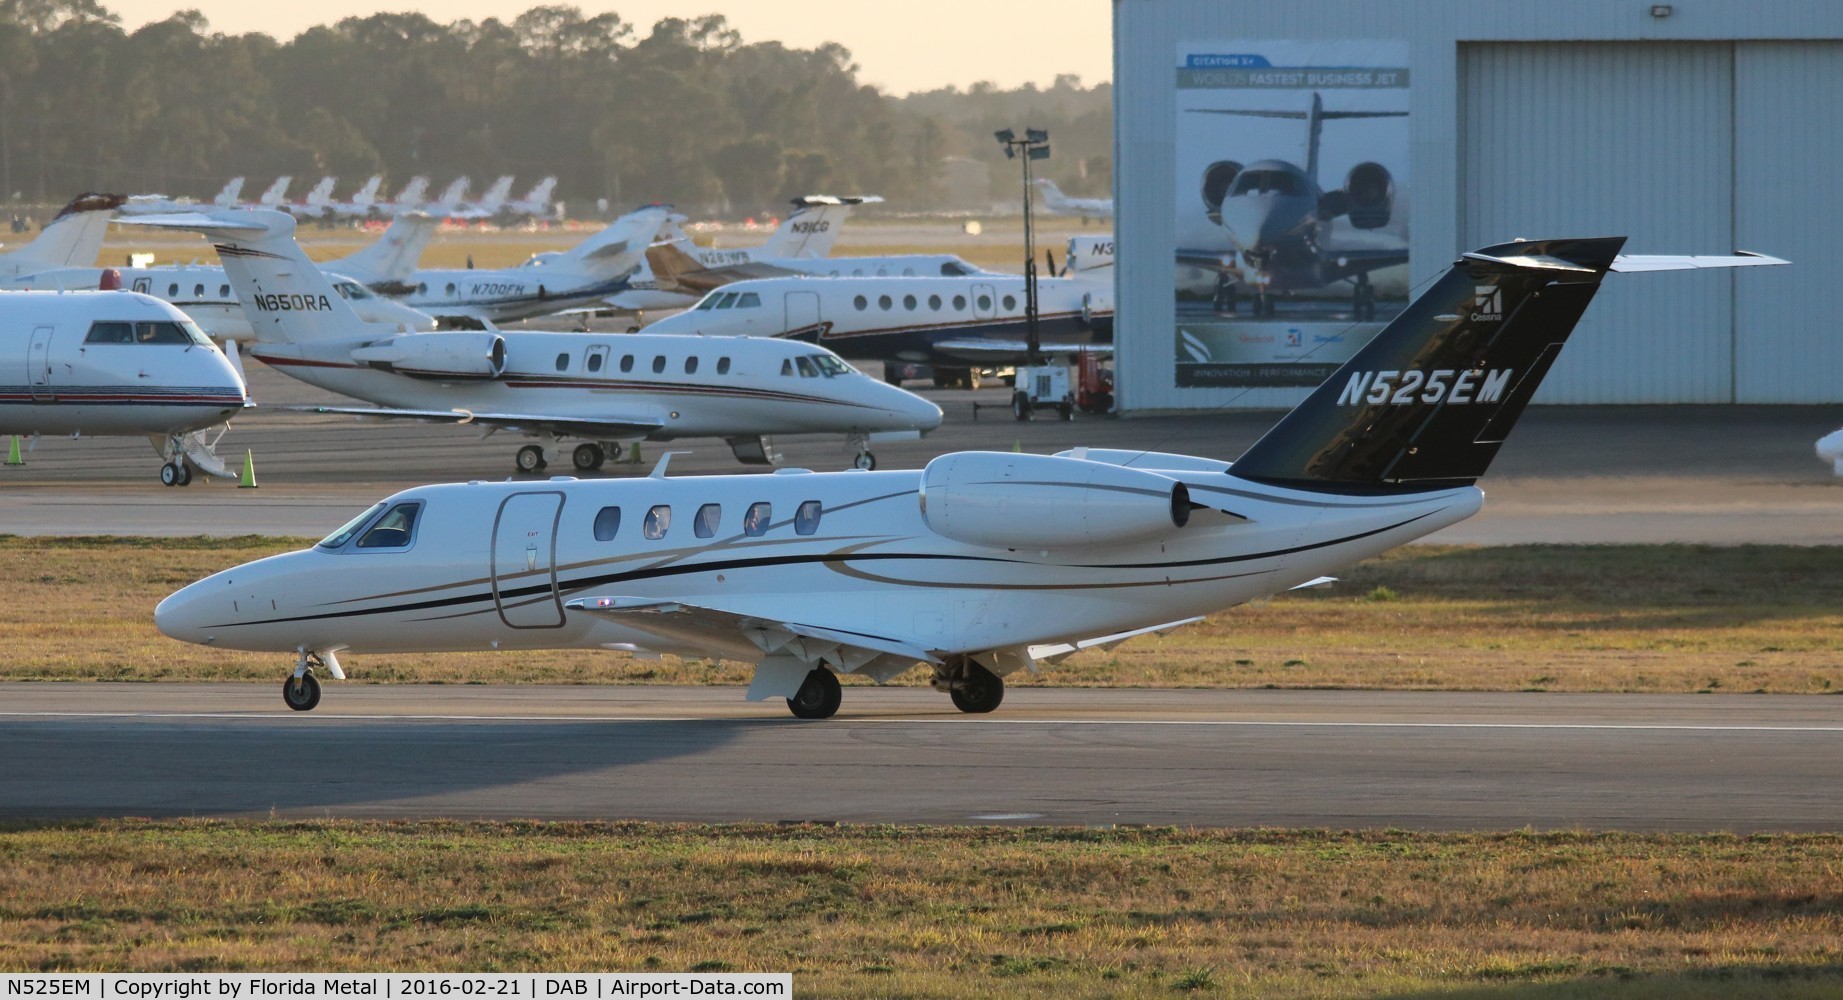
[2,362,1840,544]
[3,684,1837,830]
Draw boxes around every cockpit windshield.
[84,320,213,347]
[1229,169,1303,197]
[810,354,851,377]
[333,280,374,301]
[318,502,385,549]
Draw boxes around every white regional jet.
[1034,178,1113,223]
[1,290,246,483]
[131,210,943,472]
[640,246,1114,387]
[154,237,1781,715]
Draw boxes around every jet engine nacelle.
[1200,160,1243,225]
[1342,162,1393,230]
[919,452,1190,550]
[349,332,507,379]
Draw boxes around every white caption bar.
[0,975,791,999]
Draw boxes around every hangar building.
[1112,1,1843,410]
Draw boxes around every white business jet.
[387,206,669,325]
[319,176,386,222]
[367,177,430,219]
[1033,178,1113,223]
[1,290,246,483]
[155,238,1781,714]
[451,176,515,222]
[128,209,942,472]
[640,244,1114,388]
[499,177,558,223]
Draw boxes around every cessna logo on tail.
[1472,285,1504,321]
[1338,368,1512,406]
[253,292,333,312]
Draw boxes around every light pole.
[995,127,1049,364]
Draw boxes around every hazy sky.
[105,0,1111,95]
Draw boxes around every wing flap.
[565,596,939,675]
[1026,616,1206,666]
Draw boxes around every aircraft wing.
[1026,616,1205,666]
[931,339,1113,364]
[644,240,798,295]
[275,404,664,439]
[565,595,938,688]
[1176,248,1240,273]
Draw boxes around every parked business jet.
[319,176,385,222]
[129,210,943,471]
[1034,178,1113,223]
[451,176,514,222]
[318,212,443,292]
[252,176,292,210]
[282,177,339,220]
[154,237,1782,714]
[0,193,122,280]
[641,258,1114,387]
[607,196,880,313]
[367,177,430,219]
[1,289,247,483]
[386,207,669,325]
[499,177,558,223]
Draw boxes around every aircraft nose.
[154,581,212,644]
[886,383,944,431]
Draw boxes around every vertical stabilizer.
[759,195,878,259]
[0,193,125,276]
[304,177,336,209]
[552,207,671,278]
[324,212,440,286]
[478,175,514,212]
[433,177,470,214]
[257,176,291,208]
[214,177,245,207]
[352,175,383,208]
[395,176,429,207]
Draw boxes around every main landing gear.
[159,460,192,487]
[572,442,606,472]
[934,656,1004,714]
[787,667,842,719]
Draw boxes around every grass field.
[0,821,1839,998]
[5,536,1843,694]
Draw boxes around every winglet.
[649,451,692,478]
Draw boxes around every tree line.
[0,0,1112,216]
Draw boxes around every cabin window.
[1002,295,1017,311]
[714,292,739,309]
[976,294,992,311]
[555,352,569,371]
[876,267,889,277]
[592,506,621,541]
[354,502,421,549]
[167,283,178,296]
[694,503,721,538]
[953,295,967,310]
[853,295,868,311]
[902,267,916,276]
[743,501,771,537]
[737,292,761,308]
[417,283,428,295]
[587,352,603,373]
[445,283,457,296]
[643,505,671,540]
[652,356,667,374]
[716,356,731,375]
[683,356,698,375]
[902,294,917,310]
[794,356,818,378]
[928,294,942,311]
[193,283,204,297]
[780,359,793,376]
[852,268,865,276]
[219,284,230,297]
[878,294,892,310]
[620,354,634,373]
[794,500,822,536]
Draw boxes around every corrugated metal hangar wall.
[1113,2,1843,411]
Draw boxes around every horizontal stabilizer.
[1608,251,1788,272]
[115,213,270,235]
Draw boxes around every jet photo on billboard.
[1174,41,1410,389]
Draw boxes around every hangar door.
[1462,42,1843,403]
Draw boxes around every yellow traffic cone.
[1012,439,1022,453]
[3,436,21,467]
[626,442,642,464]
[238,449,258,488]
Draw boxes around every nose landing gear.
[282,648,344,712]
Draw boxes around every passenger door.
[491,491,565,628]
[971,283,997,321]
[785,291,821,337]
[27,325,53,400]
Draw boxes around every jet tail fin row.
[1228,238,1788,492]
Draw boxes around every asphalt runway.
[2,684,1836,829]
[0,360,1838,543]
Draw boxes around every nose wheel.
[282,670,321,712]
[853,450,876,471]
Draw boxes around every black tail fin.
[1229,236,1627,491]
